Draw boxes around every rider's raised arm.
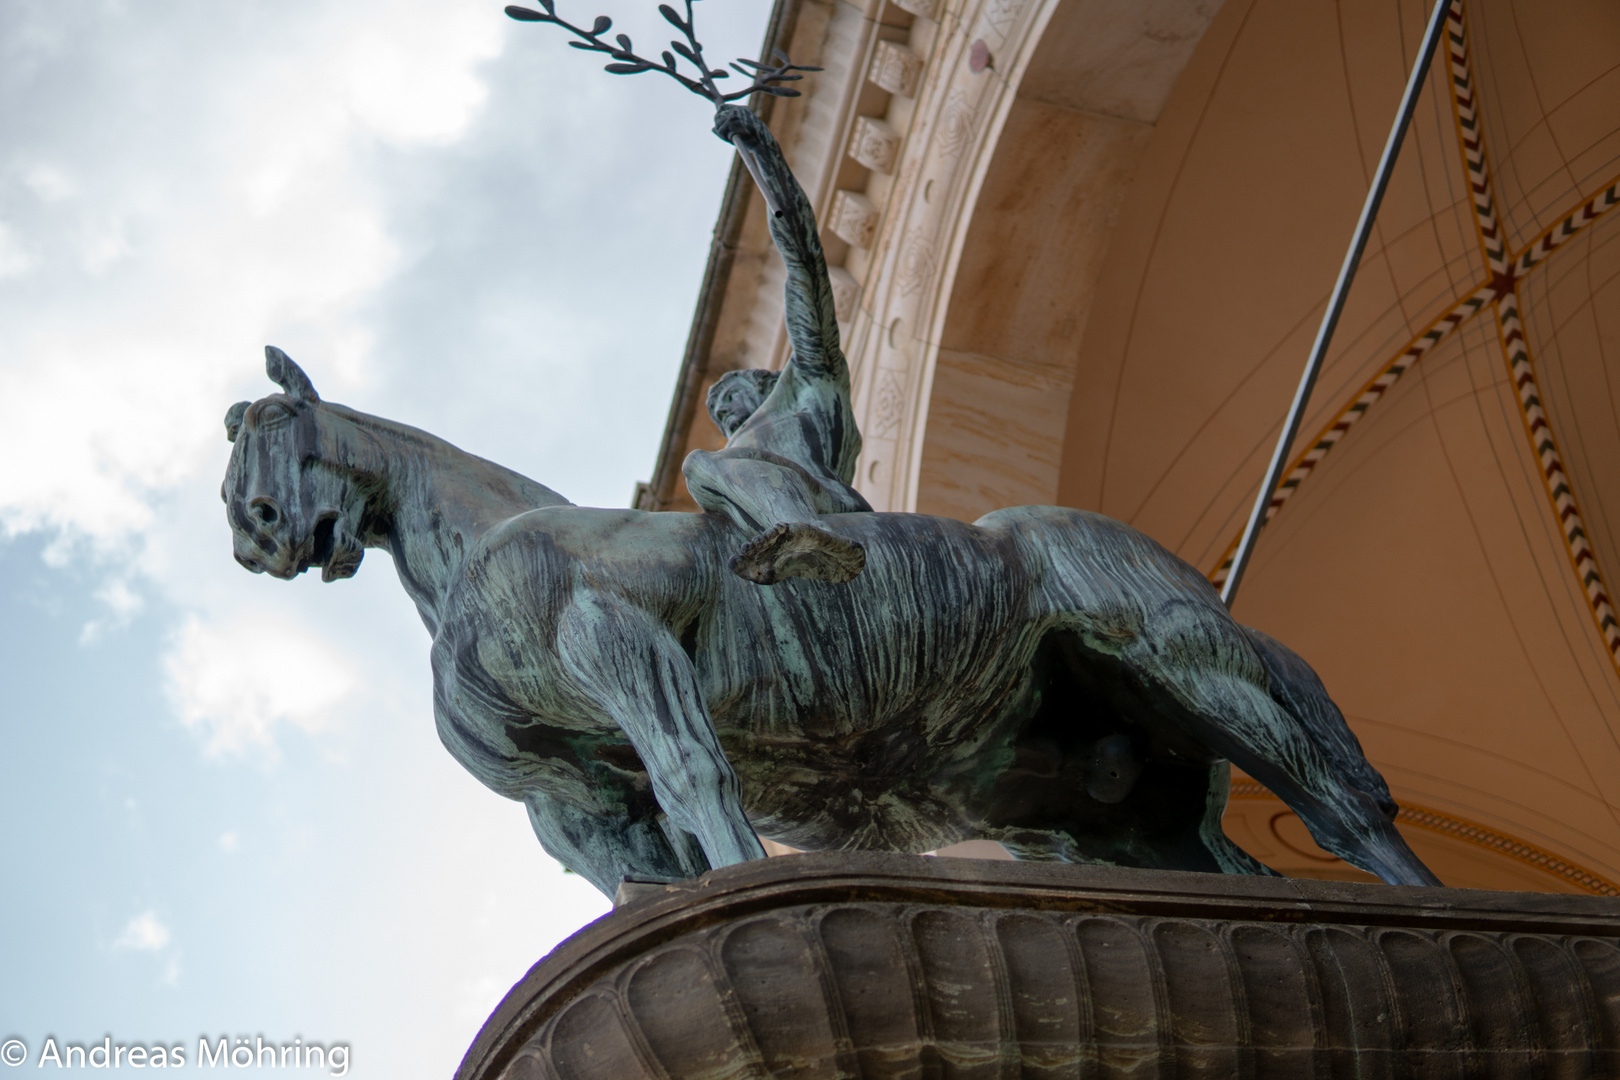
[713,104,847,387]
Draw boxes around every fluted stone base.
[457,853,1620,1079]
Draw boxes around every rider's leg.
[682,448,865,584]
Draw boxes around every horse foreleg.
[556,594,766,870]
[524,790,710,898]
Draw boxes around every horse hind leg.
[1241,625,1398,820]
[1243,743,1440,887]
[1125,627,1441,887]
[1199,761,1282,876]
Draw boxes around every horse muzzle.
[233,535,301,579]
[229,495,307,579]
[229,496,362,582]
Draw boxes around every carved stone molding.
[848,115,902,174]
[836,0,1231,515]
[828,189,880,248]
[872,368,906,437]
[641,0,1226,515]
[890,0,940,20]
[868,39,924,97]
[841,0,1041,512]
[457,852,1620,1080]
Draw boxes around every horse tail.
[1240,626,1398,820]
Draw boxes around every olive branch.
[504,0,820,105]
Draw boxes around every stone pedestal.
[457,853,1620,1079]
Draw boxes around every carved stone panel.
[848,115,902,174]
[868,40,923,98]
[457,853,1620,1080]
[828,189,879,249]
[872,368,905,438]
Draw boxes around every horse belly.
[705,577,1030,739]
[703,523,1039,851]
[726,697,1027,854]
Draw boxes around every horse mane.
[319,400,574,510]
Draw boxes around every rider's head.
[706,368,780,439]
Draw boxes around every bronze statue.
[219,4,1440,897]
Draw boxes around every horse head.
[222,347,369,583]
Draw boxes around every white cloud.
[0,0,505,554]
[164,614,358,759]
[340,3,502,144]
[0,353,212,544]
[454,975,509,1028]
[0,222,35,279]
[21,163,77,202]
[96,578,142,618]
[77,219,130,276]
[114,911,171,952]
[79,578,144,645]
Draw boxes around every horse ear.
[225,401,250,442]
[264,345,319,402]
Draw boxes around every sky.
[0,0,771,1075]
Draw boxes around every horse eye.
[255,504,279,525]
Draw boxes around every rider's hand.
[712,104,761,148]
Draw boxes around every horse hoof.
[731,523,866,585]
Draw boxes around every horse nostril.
[250,497,280,526]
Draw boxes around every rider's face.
[714,384,761,434]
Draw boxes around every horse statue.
[221,33,1439,897]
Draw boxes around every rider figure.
[682,104,870,585]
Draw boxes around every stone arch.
[908,0,1223,521]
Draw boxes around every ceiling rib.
[1211,0,1620,677]
[1209,174,1620,587]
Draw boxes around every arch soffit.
[841,0,1230,516]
